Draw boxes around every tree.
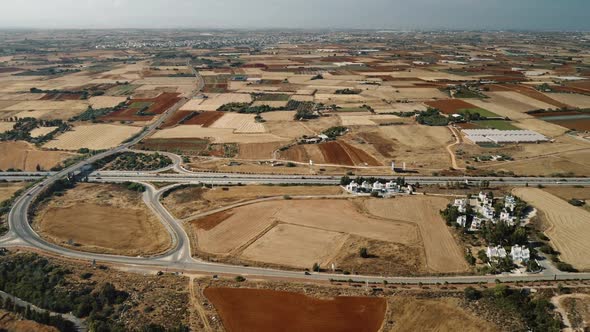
[359,247,369,258]
[312,263,320,272]
[464,287,482,301]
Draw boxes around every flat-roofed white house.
[482,205,495,220]
[487,246,508,261]
[510,245,531,262]
[457,215,467,227]
[470,217,483,232]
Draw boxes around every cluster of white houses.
[486,245,531,263]
[453,192,518,232]
[344,180,414,196]
[454,192,531,265]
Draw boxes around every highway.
[2,61,590,284]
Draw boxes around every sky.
[1,0,589,31]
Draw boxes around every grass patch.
[458,108,500,118]
[474,120,520,130]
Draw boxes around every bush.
[359,247,369,258]
[234,276,246,282]
[464,287,482,301]
[556,262,577,272]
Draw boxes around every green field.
[458,108,500,118]
[129,101,154,109]
[474,120,520,130]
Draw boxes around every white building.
[487,246,508,261]
[511,245,531,262]
[470,217,483,232]
[505,195,516,211]
[346,181,359,193]
[372,182,385,192]
[361,181,372,191]
[457,215,467,228]
[454,199,468,213]
[482,205,495,220]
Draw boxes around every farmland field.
[364,196,468,273]
[204,287,386,332]
[33,183,171,256]
[209,113,266,133]
[473,120,520,130]
[183,112,224,127]
[136,138,209,155]
[44,124,141,150]
[0,182,26,202]
[163,185,342,219]
[425,99,493,116]
[513,188,590,270]
[0,141,75,171]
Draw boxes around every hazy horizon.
[1,0,589,31]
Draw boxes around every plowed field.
[204,288,386,332]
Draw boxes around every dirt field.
[0,141,74,171]
[162,185,343,220]
[191,199,419,256]
[364,196,468,274]
[0,121,13,133]
[44,124,141,150]
[377,125,454,170]
[238,141,283,159]
[181,93,252,111]
[204,287,386,332]
[547,93,590,108]
[513,188,590,270]
[151,125,286,144]
[241,224,348,268]
[388,297,497,332]
[280,141,382,166]
[183,112,224,127]
[543,187,590,212]
[29,126,57,138]
[209,113,266,133]
[88,96,126,108]
[0,182,25,202]
[34,183,171,256]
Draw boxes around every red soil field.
[530,111,582,117]
[102,92,181,122]
[183,112,224,127]
[160,111,193,129]
[566,81,590,93]
[552,86,590,94]
[455,122,482,129]
[425,99,480,114]
[548,119,590,132]
[204,287,386,332]
[319,141,354,165]
[339,141,381,166]
[40,93,84,101]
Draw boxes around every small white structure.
[470,217,483,232]
[454,199,468,213]
[511,245,531,262]
[505,195,516,211]
[361,181,372,191]
[482,205,495,220]
[457,215,467,227]
[346,181,359,193]
[487,246,508,261]
[478,192,488,202]
[372,182,384,192]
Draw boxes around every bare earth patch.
[34,183,171,256]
